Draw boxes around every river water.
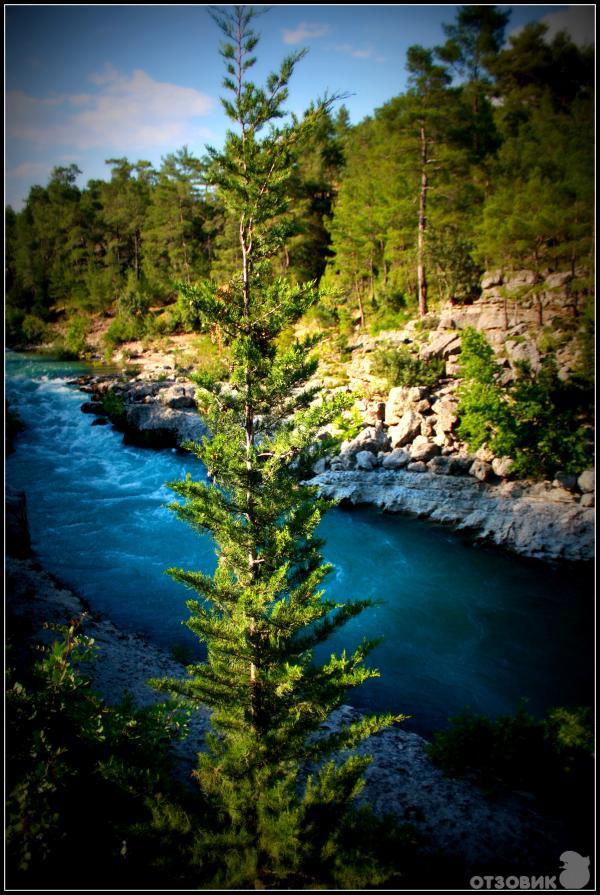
[6,352,594,736]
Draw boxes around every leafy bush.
[456,328,592,478]
[371,346,445,389]
[6,615,188,888]
[369,309,412,336]
[21,314,50,345]
[64,314,91,357]
[101,388,126,421]
[117,270,151,319]
[103,314,145,352]
[427,703,593,802]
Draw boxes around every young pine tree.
[151,7,404,888]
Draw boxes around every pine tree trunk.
[241,215,262,734]
[417,123,428,317]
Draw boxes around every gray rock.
[158,384,197,409]
[389,410,424,448]
[469,459,494,482]
[123,403,206,448]
[552,471,578,492]
[81,401,106,414]
[580,493,594,508]
[431,397,459,435]
[407,461,428,473]
[545,271,572,289]
[428,456,451,475]
[506,339,540,371]
[420,331,461,361]
[480,269,504,290]
[420,417,435,437]
[504,270,538,287]
[330,454,354,472]
[355,450,377,471]
[410,441,441,463]
[344,425,391,456]
[492,457,514,478]
[475,445,495,463]
[312,457,329,475]
[381,449,411,470]
[385,386,429,425]
[447,455,475,476]
[578,469,595,493]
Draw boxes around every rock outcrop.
[310,469,594,562]
[72,375,206,448]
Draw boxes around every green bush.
[371,346,445,389]
[456,328,592,478]
[103,315,145,352]
[117,270,151,319]
[21,314,50,345]
[427,703,593,801]
[6,615,188,888]
[65,314,91,357]
[101,388,126,421]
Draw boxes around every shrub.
[101,388,126,421]
[117,270,151,319]
[427,703,593,803]
[371,346,445,389]
[65,314,91,357]
[456,328,592,478]
[21,314,50,345]
[6,615,188,888]
[103,315,145,352]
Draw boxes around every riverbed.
[6,351,594,737]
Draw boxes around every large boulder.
[419,331,461,361]
[343,425,391,456]
[388,410,424,448]
[469,459,494,482]
[492,457,514,479]
[481,269,504,290]
[158,384,197,409]
[431,397,459,436]
[355,450,378,471]
[381,448,411,470]
[122,403,206,448]
[578,469,595,493]
[385,386,428,425]
[410,441,441,463]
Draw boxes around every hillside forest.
[5,10,594,359]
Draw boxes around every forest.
[5,8,594,354]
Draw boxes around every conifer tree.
[151,7,402,888]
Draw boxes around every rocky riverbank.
[311,468,594,563]
[73,371,595,562]
[6,488,573,880]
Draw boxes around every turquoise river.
[6,352,594,737]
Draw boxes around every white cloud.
[6,67,215,151]
[509,5,595,47]
[333,43,386,63]
[282,22,330,45]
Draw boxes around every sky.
[4,4,595,210]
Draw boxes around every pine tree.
[151,7,403,888]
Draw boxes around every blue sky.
[5,4,595,209]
